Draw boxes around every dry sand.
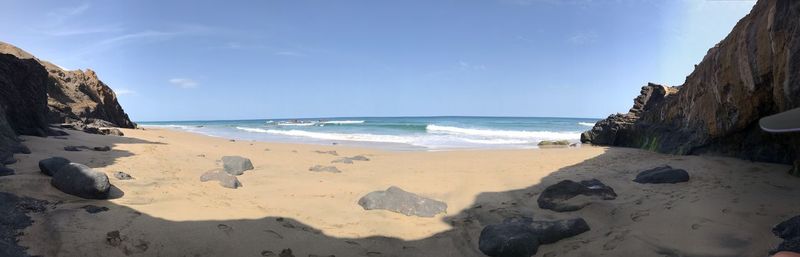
[2,127,799,256]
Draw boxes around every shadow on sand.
[6,130,800,257]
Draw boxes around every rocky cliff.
[582,0,800,167]
[0,42,135,128]
[0,53,51,162]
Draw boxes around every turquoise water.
[138,117,599,150]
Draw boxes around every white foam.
[578,122,596,127]
[236,127,413,144]
[276,122,317,126]
[320,120,365,124]
[426,125,579,140]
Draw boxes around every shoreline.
[3,127,799,256]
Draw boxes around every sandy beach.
[0,127,794,256]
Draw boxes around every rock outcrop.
[582,0,800,169]
[358,186,447,217]
[0,53,52,169]
[0,41,135,129]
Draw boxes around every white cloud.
[567,31,598,45]
[168,78,198,89]
[48,3,90,19]
[274,51,305,57]
[458,61,486,70]
[45,24,123,36]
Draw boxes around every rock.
[537,140,570,146]
[479,217,590,257]
[113,171,134,180]
[279,249,295,257]
[313,150,338,156]
[83,126,124,136]
[38,156,71,176]
[51,163,111,199]
[537,179,617,212]
[478,217,540,257]
[580,0,800,169]
[200,170,242,189]
[64,146,84,151]
[358,186,447,217]
[309,165,342,173]
[332,155,370,164]
[13,144,30,154]
[81,205,109,214]
[0,166,13,176]
[93,146,111,151]
[771,215,800,254]
[221,156,254,175]
[633,165,690,184]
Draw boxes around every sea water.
[139,116,599,150]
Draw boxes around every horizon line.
[135,115,603,123]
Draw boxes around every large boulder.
[51,163,111,199]
[0,165,12,176]
[537,179,617,212]
[479,217,590,257]
[358,186,447,217]
[221,156,254,175]
[633,165,690,184]
[200,170,242,189]
[38,156,71,176]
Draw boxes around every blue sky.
[2,0,755,121]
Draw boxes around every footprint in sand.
[630,210,650,221]
[217,224,233,235]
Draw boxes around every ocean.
[138,117,599,150]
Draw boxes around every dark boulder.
[771,215,800,254]
[38,156,71,176]
[633,165,690,184]
[93,146,111,151]
[537,179,617,212]
[479,217,590,257]
[221,156,254,175]
[51,163,111,199]
[200,170,242,189]
[64,146,83,152]
[113,171,134,180]
[358,186,447,217]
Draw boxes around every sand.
[1,127,799,256]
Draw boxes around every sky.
[1,0,756,121]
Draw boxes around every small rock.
[51,163,111,199]
[93,146,111,151]
[14,144,31,154]
[200,170,242,189]
[358,186,447,217]
[538,140,571,146]
[64,146,83,152]
[537,179,617,212]
[221,156,254,175]
[113,171,134,180]
[309,165,342,173]
[313,150,338,156]
[53,136,69,140]
[633,165,690,184]
[332,155,370,164]
[82,205,109,214]
[279,249,295,257]
[38,157,71,176]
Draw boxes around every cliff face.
[0,42,135,128]
[582,0,800,165]
[0,53,51,159]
